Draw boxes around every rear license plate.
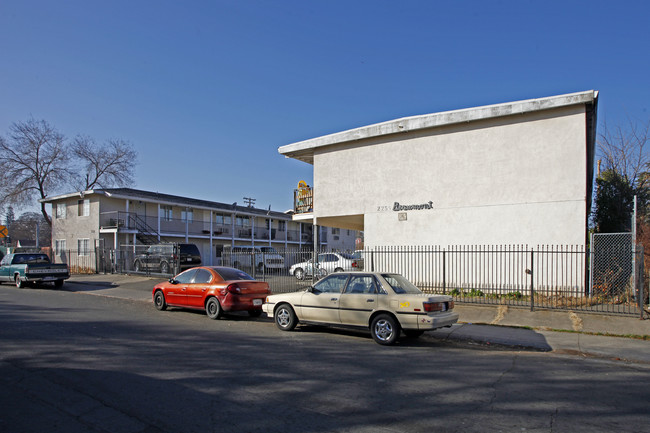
[187,258,192,262]
[253,299,263,306]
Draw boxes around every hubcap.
[277,309,290,327]
[374,319,393,341]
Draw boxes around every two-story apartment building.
[281,91,598,248]
[41,188,358,269]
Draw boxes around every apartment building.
[41,188,357,267]
[281,91,598,248]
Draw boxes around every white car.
[289,252,359,280]
[263,271,459,345]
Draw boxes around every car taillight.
[424,301,454,312]
[423,302,442,312]
[352,261,358,268]
[226,284,241,294]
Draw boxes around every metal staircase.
[129,214,161,245]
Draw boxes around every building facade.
[280,91,598,248]
[41,188,358,267]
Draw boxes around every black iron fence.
[54,243,647,316]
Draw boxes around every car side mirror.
[169,278,178,284]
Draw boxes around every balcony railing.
[100,211,320,244]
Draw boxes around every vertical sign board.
[0,225,7,238]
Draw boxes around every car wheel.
[334,267,344,272]
[274,304,297,331]
[54,280,64,289]
[160,262,169,274]
[371,314,401,345]
[15,275,24,289]
[294,268,305,280]
[153,290,167,311]
[206,297,222,320]
[248,309,262,317]
[134,260,141,272]
[256,263,264,272]
[317,268,328,278]
[404,330,424,339]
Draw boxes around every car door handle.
[366,299,375,302]
[330,298,338,301]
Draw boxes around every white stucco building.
[280,91,598,248]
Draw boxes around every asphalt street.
[1,282,649,433]
[64,274,650,365]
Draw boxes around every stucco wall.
[51,196,101,250]
[313,105,588,247]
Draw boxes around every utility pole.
[243,197,256,208]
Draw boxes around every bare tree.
[0,119,70,226]
[8,211,51,247]
[72,135,137,190]
[598,117,650,188]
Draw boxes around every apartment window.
[182,208,193,223]
[278,220,286,231]
[56,203,67,219]
[236,216,250,227]
[78,199,90,217]
[55,239,66,254]
[160,205,173,221]
[214,213,232,225]
[78,238,90,256]
[332,228,340,235]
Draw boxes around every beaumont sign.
[392,201,434,211]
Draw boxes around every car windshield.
[382,274,423,294]
[339,253,354,259]
[259,247,278,253]
[215,268,254,281]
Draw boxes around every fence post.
[442,249,446,294]
[529,249,535,312]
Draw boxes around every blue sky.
[1,0,649,215]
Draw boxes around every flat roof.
[279,90,599,164]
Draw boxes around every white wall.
[313,105,588,247]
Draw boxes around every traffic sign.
[0,225,7,238]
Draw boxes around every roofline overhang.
[40,189,290,219]
[279,90,599,164]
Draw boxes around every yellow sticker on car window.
[400,302,410,308]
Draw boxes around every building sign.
[377,201,434,212]
[392,201,434,211]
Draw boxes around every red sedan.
[152,266,271,319]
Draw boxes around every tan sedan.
[263,272,458,345]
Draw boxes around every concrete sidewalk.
[430,304,650,364]
[66,274,650,364]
